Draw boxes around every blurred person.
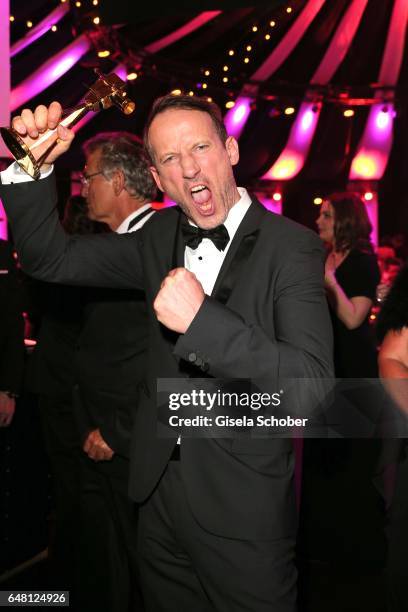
[27,195,106,596]
[376,257,403,303]
[377,264,408,612]
[0,239,25,427]
[71,132,155,612]
[300,192,384,573]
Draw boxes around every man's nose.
[180,154,200,179]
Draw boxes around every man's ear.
[226,136,239,166]
[150,166,164,192]
[112,170,125,196]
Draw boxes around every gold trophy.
[0,70,135,180]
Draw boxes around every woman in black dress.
[316,192,380,377]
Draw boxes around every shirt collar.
[223,187,252,242]
[116,204,152,234]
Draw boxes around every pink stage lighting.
[224,97,252,140]
[262,102,321,180]
[349,104,395,180]
[11,35,91,111]
[11,3,69,58]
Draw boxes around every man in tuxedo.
[0,239,25,427]
[73,132,155,612]
[0,95,333,611]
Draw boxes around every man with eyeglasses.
[66,132,156,612]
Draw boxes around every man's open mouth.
[190,185,212,211]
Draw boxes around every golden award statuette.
[0,70,135,180]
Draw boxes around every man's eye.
[163,156,175,164]
[196,144,208,151]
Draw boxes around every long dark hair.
[327,192,373,254]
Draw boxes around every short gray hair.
[83,131,157,201]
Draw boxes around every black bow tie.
[181,223,230,251]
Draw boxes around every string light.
[223,65,229,71]
[188,91,194,96]
[286,7,293,13]
[202,83,208,89]
[265,34,271,40]
[98,50,110,58]
[284,107,295,115]
[204,70,210,76]
[93,16,100,25]
[10,15,15,22]
[228,50,234,56]
[207,97,213,102]
[51,25,57,32]
[26,20,33,28]
[252,26,258,32]
[75,1,81,6]
[270,20,276,27]
[223,77,228,83]
[244,57,250,64]
[127,72,138,80]
[93,0,99,4]
[313,197,323,205]
[246,45,252,52]
[171,89,182,95]
[364,192,374,201]
[343,109,354,117]
[273,193,282,202]
[225,101,235,109]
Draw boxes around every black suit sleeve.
[174,231,333,380]
[0,173,144,289]
[0,241,25,394]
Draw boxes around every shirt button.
[188,352,197,363]
[195,357,203,367]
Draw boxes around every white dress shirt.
[116,205,155,234]
[184,187,252,296]
[1,162,53,184]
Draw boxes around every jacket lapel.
[211,196,266,305]
[172,209,185,269]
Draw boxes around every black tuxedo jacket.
[0,239,25,395]
[0,175,333,540]
[75,285,148,458]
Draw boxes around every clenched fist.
[11,102,75,170]
[154,268,205,333]
[83,428,114,462]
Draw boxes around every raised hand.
[11,102,75,170]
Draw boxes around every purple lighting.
[263,102,321,180]
[11,35,90,111]
[349,103,395,180]
[11,3,69,58]
[300,109,314,131]
[224,97,252,140]
[376,108,391,130]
